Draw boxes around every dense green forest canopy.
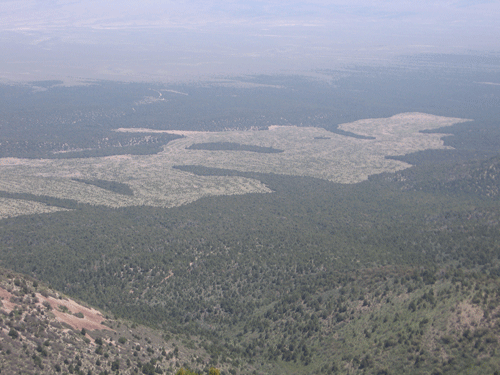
[1,56,500,374]
[186,142,284,154]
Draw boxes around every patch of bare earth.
[0,286,110,332]
[0,112,469,220]
[0,287,16,312]
[39,293,111,332]
[452,301,485,331]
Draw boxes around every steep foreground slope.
[0,267,222,375]
[2,263,500,374]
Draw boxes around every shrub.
[8,328,18,339]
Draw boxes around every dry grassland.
[0,113,469,217]
[0,197,70,219]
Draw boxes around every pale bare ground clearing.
[0,287,16,312]
[139,112,468,183]
[160,89,189,95]
[338,112,469,138]
[134,96,166,105]
[0,286,110,332]
[0,166,271,208]
[476,81,500,86]
[0,113,469,218]
[0,197,70,219]
[42,293,111,332]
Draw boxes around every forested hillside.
[0,159,499,374]
[1,62,500,374]
[0,267,225,375]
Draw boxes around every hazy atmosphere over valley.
[1,1,500,375]
[1,0,500,81]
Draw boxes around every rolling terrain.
[0,65,500,374]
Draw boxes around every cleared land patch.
[0,113,469,217]
[0,197,70,219]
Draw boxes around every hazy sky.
[1,0,499,81]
